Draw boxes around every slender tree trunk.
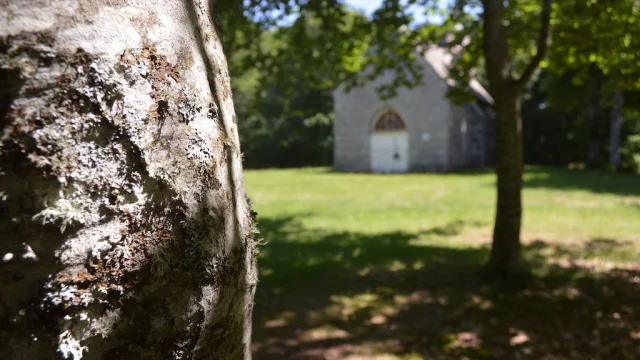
[482,0,551,277]
[586,70,603,168]
[0,1,258,359]
[489,88,524,274]
[609,88,624,170]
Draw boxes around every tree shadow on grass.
[319,166,640,197]
[450,166,640,197]
[252,216,640,360]
[522,168,640,196]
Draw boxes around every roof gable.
[421,46,493,105]
[333,45,493,106]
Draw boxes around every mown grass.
[245,167,640,360]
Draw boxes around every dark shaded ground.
[447,166,640,196]
[523,168,640,196]
[320,166,640,196]
[251,216,640,360]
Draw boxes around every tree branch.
[515,0,552,88]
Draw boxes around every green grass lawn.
[245,167,640,360]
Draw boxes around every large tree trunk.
[0,1,258,359]
[609,88,624,170]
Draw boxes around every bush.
[620,135,640,173]
[238,112,333,169]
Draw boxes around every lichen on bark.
[0,6,257,356]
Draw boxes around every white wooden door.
[370,131,409,173]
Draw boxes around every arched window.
[374,110,406,132]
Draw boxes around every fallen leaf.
[509,329,530,346]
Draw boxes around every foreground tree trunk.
[0,1,258,358]
[482,0,552,276]
[609,88,624,170]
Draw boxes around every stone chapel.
[333,45,495,173]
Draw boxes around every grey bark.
[0,1,258,359]
[609,88,624,170]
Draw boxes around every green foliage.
[620,106,640,173]
[522,71,640,173]
[229,16,336,168]
[621,135,640,173]
[523,71,597,166]
[238,111,334,169]
[549,0,640,91]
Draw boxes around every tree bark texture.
[0,1,258,359]
[489,88,524,274]
[609,88,624,170]
[482,0,551,275]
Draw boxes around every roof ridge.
[419,45,493,104]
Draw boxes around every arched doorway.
[370,109,409,173]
